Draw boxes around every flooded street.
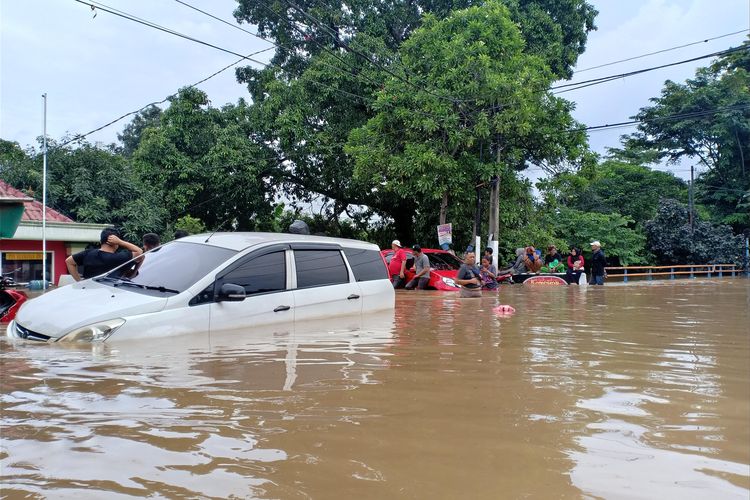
[1,280,749,499]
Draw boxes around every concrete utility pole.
[487,139,501,267]
[688,165,694,234]
[41,93,48,289]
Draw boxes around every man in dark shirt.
[589,240,607,285]
[66,229,143,281]
[544,245,563,265]
[455,252,482,297]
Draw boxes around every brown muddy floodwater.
[1,279,749,499]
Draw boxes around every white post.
[42,93,48,289]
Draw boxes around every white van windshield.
[96,242,237,295]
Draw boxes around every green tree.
[234,0,596,79]
[623,39,750,232]
[548,208,647,265]
[174,215,206,236]
[0,139,37,192]
[644,199,742,265]
[538,159,688,227]
[117,105,163,157]
[0,138,165,241]
[347,1,588,241]
[233,0,597,243]
[133,88,278,230]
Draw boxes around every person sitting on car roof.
[523,246,543,273]
[479,256,499,290]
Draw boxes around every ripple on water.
[1,281,748,498]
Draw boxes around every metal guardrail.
[604,264,742,282]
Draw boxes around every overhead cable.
[551,45,749,94]
[58,46,273,147]
[574,28,749,73]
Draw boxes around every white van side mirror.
[217,283,246,302]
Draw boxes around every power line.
[64,0,750,152]
[551,45,749,95]
[173,0,265,39]
[68,0,466,144]
[58,46,273,147]
[573,103,750,134]
[574,29,749,73]
[81,1,748,114]
[180,0,749,111]
[77,0,271,63]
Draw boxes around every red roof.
[0,180,74,223]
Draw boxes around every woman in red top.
[566,247,585,284]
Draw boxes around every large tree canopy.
[538,159,688,227]
[234,0,596,79]
[346,1,588,239]
[623,39,750,232]
[132,88,278,231]
[234,0,595,242]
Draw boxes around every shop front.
[2,179,111,285]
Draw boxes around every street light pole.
[42,93,48,289]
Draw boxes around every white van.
[7,233,395,342]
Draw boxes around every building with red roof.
[0,180,110,285]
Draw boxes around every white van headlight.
[57,319,125,343]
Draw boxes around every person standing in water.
[66,228,143,281]
[589,241,607,285]
[455,252,482,297]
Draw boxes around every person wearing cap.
[589,240,607,285]
[388,240,408,289]
[405,245,431,290]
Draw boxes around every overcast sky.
[1,0,748,182]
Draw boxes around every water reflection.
[1,280,748,498]
[1,312,396,498]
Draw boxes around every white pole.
[42,93,48,289]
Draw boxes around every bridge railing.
[604,264,742,282]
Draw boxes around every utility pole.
[42,93,48,290]
[472,183,482,246]
[488,176,499,238]
[487,140,501,267]
[688,165,694,234]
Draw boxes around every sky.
[1,0,748,184]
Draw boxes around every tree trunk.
[392,204,414,245]
[488,175,499,244]
[439,191,448,225]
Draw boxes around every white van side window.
[223,251,286,295]
[343,248,388,282]
[294,250,349,288]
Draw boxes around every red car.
[380,248,463,291]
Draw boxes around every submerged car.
[380,248,463,290]
[7,233,394,342]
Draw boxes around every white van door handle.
[274,305,291,312]
[347,294,360,300]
